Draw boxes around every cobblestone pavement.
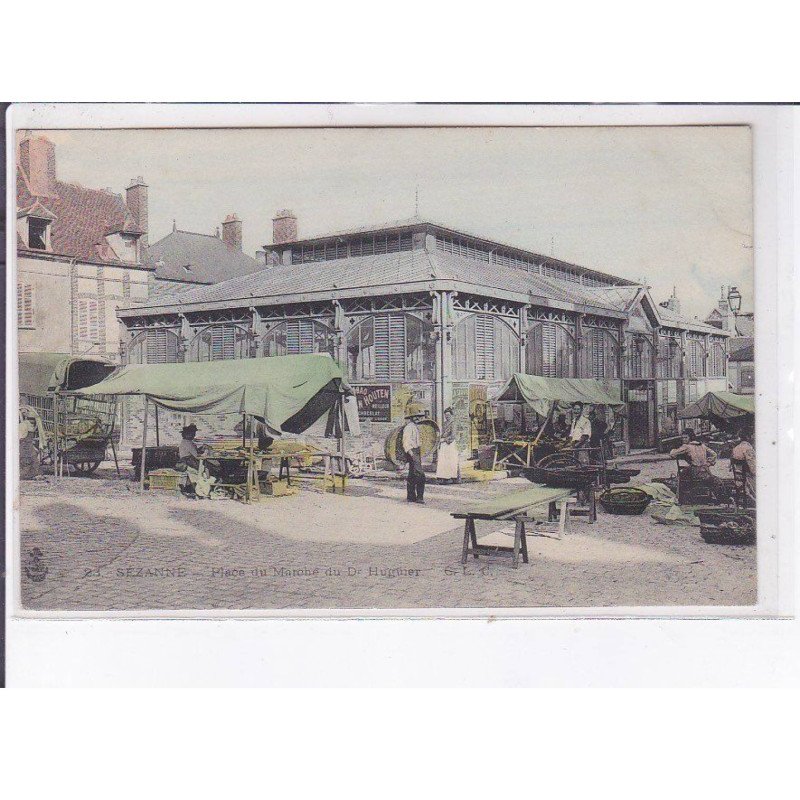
[17,458,756,611]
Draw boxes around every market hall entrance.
[626,381,655,449]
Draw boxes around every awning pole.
[530,401,553,449]
[339,395,347,494]
[52,392,59,481]
[108,401,121,478]
[248,413,256,503]
[140,396,149,495]
[155,405,160,447]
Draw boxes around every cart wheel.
[72,459,102,476]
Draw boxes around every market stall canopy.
[678,390,754,422]
[495,374,625,417]
[78,354,353,437]
[19,352,116,395]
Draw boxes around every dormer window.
[28,217,50,250]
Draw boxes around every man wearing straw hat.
[402,403,427,504]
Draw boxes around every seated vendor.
[730,427,756,506]
[670,427,729,503]
[178,423,220,477]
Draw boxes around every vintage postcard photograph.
[10,110,765,615]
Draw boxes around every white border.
[5,104,797,684]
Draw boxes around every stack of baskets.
[598,487,652,515]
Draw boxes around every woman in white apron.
[435,406,461,483]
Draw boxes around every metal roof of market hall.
[118,217,731,337]
[120,244,639,320]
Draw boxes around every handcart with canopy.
[491,374,626,472]
[18,352,119,476]
[78,353,358,501]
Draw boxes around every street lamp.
[727,286,742,315]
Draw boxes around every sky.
[28,126,753,319]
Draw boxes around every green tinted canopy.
[78,354,351,436]
[678,390,755,421]
[495,374,625,417]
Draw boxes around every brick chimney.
[273,209,298,244]
[19,135,57,197]
[126,176,149,246]
[222,213,243,250]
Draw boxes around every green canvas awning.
[495,374,625,417]
[19,352,115,395]
[77,353,351,437]
[678,390,755,421]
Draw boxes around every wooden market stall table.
[199,444,348,500]
[452,485,583,568]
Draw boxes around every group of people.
[555,402,612,462]
[669,425,756,506]
[400,403,461,505]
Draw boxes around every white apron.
[435,441,460,480]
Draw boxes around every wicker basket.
[542,466,600,489]
[698,510,756,545]
[384,419,440,466]
[598,487,652,515]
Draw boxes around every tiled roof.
[144,229,260,284]
[17,167,146,267]
[729,340,754,362]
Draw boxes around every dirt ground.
[16,455,757,611]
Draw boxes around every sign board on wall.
[390,384,434,422]
[352,384,392,422]
[451,384,471,453]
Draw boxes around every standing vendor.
[435,406,460,484]
[568,402,591,462]
[402,403,427,504]
[588,406,609,463]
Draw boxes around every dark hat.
[181,423,198,437]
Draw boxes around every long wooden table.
[452,485,577,568]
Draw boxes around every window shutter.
[475,314,496,380]
[77,298,99,343]
[286,319,314,354]
[17,283,34,327]
[541,323,556,377]
[373,314,406,380]
[388,314,406,379]
[146,329,178,363]
[373,315,390,379]
[208,326,237,360]
[591,329,605,378]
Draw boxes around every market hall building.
[116,215,730,453]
